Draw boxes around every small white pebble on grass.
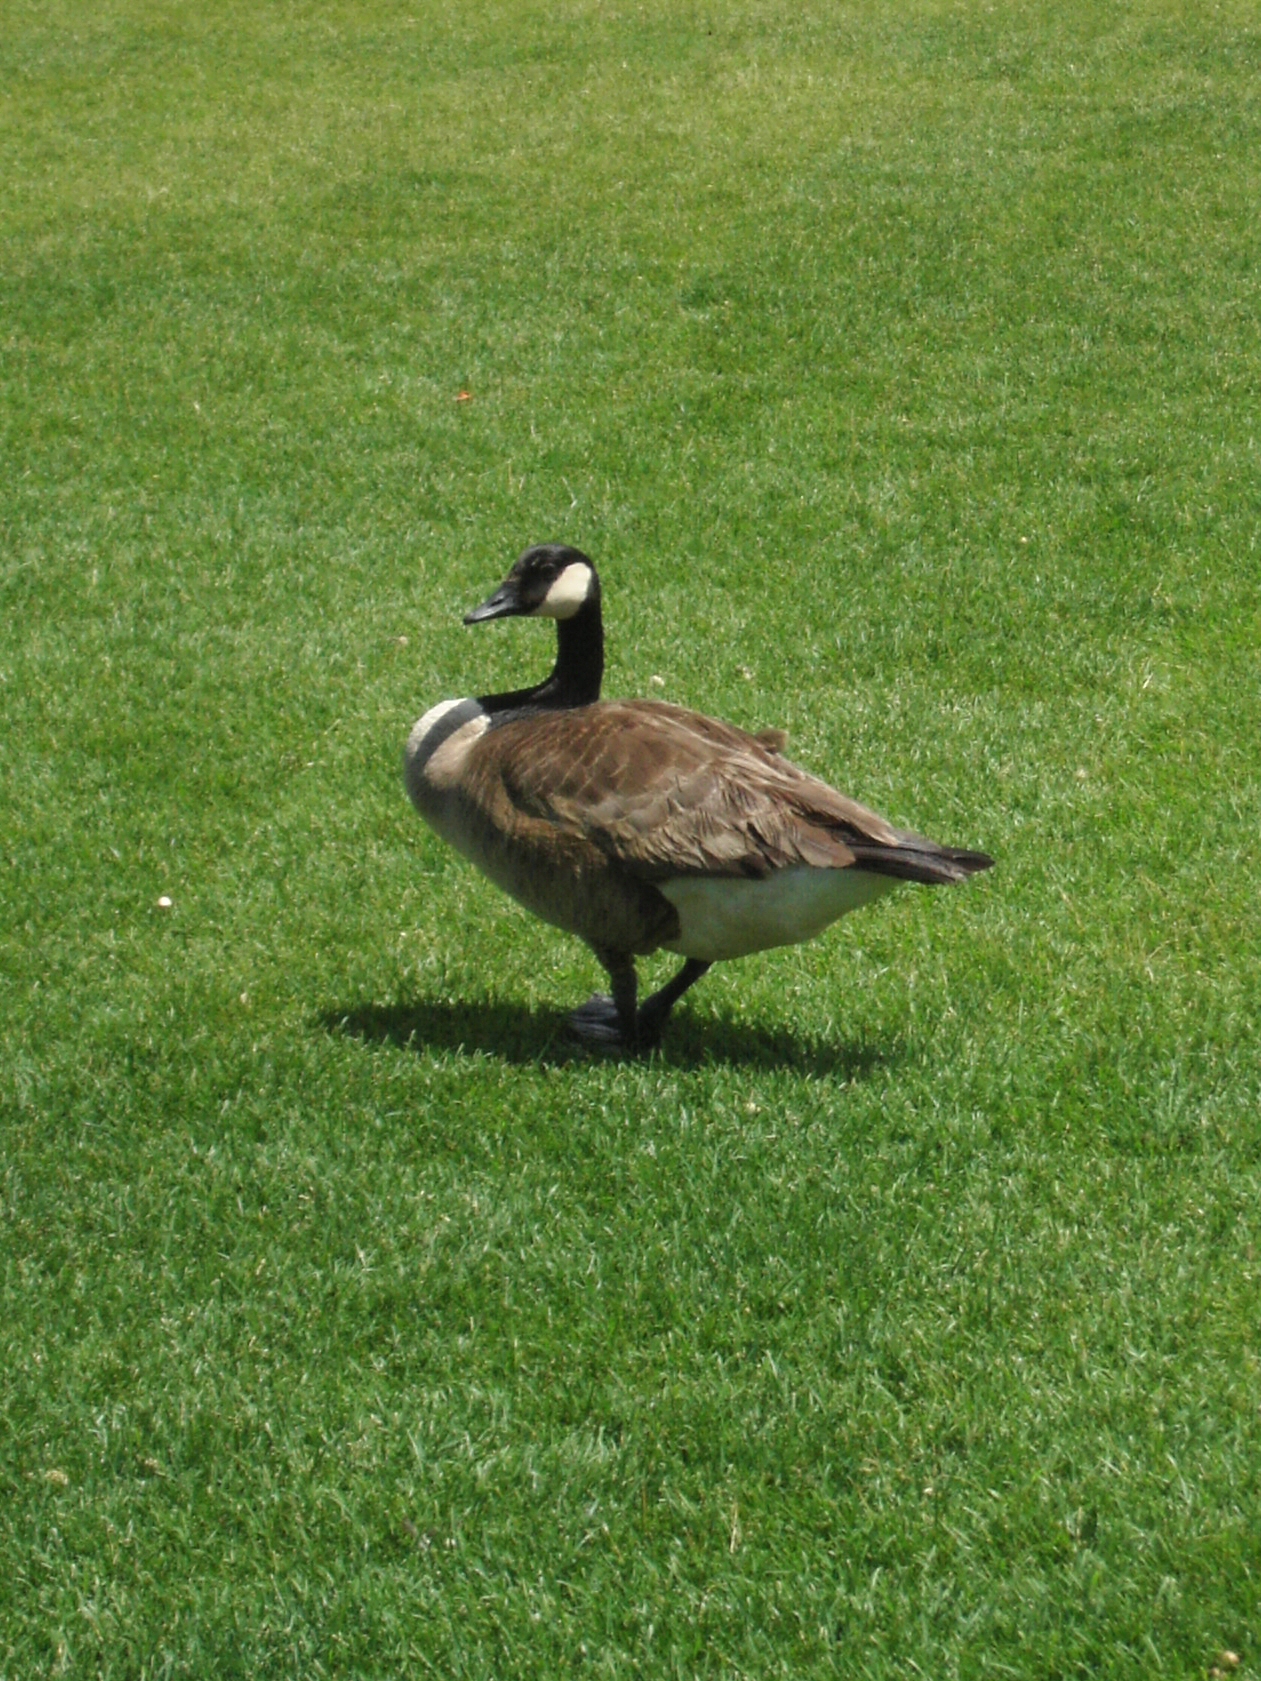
[157,895,173,909]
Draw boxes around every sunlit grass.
[3,0,1260,1674]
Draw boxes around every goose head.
[463,543,604,710]
[465,544,600,624]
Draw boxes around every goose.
[405,543,993,1051]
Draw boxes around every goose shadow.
[318,994,897,1080]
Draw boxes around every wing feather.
[472,700,920,881]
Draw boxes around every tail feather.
[851,840,995,886]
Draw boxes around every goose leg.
[637,958,712,1043]
[569,951,639,1047]
[569,953,712,1052]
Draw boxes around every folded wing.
[471,701,991,885]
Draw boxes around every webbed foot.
[567,993,663,1054]
[568,993,627,1045]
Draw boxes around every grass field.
[3,0,1260,1674]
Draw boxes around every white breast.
[660,866,899,962]
[404,697,491,850]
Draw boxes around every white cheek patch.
[533,563,592,620]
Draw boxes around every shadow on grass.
[319,995,896,1080]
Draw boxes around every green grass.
[3,0,1261,1674]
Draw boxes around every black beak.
[463,578,523,624]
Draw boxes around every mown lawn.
[2,1,1259,1675]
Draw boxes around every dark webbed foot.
[567,994,663,1054]
[570,948,642,1052]
[568,994,627,1045]
[569,953,713,1054]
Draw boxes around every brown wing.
[465,700,924,882]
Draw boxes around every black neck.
[481,594,604,716]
